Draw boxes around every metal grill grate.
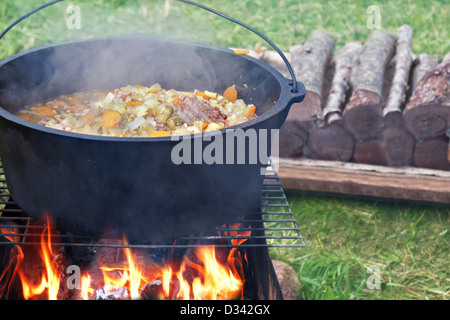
[0,160,305,249]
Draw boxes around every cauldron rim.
[0,34,301,142]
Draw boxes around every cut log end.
[343,103,385,140]
[279,120,309,158]
[383,126,415,167]
[404,106,449,139]
[404,56,450,140]
[305,121,356,162]
[385,111,404,127]
[354,139,388,166]
[414,137,450,170]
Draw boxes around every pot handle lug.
[286,80,307,105]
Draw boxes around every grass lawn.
[0,0,449,300]
[272,193,449,300]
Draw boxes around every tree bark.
[323,42,363,123]
[408,53,439,100]
[343,29,396,140]
[306,42,361,161]
[279,30,335,158]
[404,52,450,140]
[383,25,415,120]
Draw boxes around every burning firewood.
[140,280,164,300]
[404,52,450,140]
[279,30,335,158]
[305,42,362,161]
[95,285,130,300]
[343,29,396,143]
[380,25,416,167]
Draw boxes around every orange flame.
[180,246,244,300]
[1,224,20,243]
[98,236,151,300]
[80,274,93,300]
[0,222,22,298]
[18,216,62,300]
[1,218,250,300]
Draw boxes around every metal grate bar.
[0,160,305,249]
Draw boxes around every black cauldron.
[0,3,305,243]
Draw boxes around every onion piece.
[127,117,146,131]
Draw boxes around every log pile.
[272,25,449,171]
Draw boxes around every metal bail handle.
[0,0,64,41]
[177,0,299,93]
[0,0,299,93]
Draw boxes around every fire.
[19,216,62,300]
[1,224,20,243]
[0,217,249,300]
[159,246,246,300]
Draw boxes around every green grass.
[0,0,449,300]
[0,0,448,61]
[270,193,449,300]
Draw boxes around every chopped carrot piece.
[233,49,250,55]
[148,131,171,138]
[247,105,256,118]
[196,92,210,100]
[99,110,122,129]
[32,106,56,116]
[126,100,144,108]
[224,86,238,103]
[80,113,96,125]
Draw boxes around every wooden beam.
[277,158,450,204]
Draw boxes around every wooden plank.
[277,158,450,204]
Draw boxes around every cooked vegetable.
[32,106,56,116]
[247,105,256,118]
[17,84,258,138]
[99,110,122,129]
[149,131,171,137]
[224,86,238,103]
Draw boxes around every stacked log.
[405,52,450,170]
[343,29,396,165]
[265,26,449,171]
[404,53,450,140]
[279,30,335,158]
[305,42,361,161]
[382,25,416,167]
